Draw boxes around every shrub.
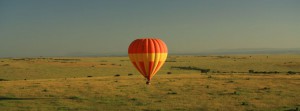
[249,70,254,73]
[67,96,81,100]
[130,98,137,101]
[233,91,240,95]
[0,78,9,81]
[2,64,9,66]
[42,89,48,92]
[206,85,209,88]
[167,92,177,95]
[287,71,296,74]
[201,69,210,73]
[241,102,248,105]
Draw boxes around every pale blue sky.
[1,0,299,57]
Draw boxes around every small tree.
[249,70,254,73]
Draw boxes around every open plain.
[0,55,300,111]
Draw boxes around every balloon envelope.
[128,38,168,84]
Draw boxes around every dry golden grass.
[0,74,299,111]
[1,54,300,80]
[0,54,300,111]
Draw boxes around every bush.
[2,64,9,66]
[67,96,81,100]
[241,102,248,105]
[249,70,254,73]
[201,69,210,73]
[0,78,9,81]
[287,71,296,74]
[167,92,177,95]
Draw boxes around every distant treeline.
[248,70,298,74]
[171,66,210,73]
[11,58,81,61]
[170,66,299,74]
[248,70,280,74]
[53,59,81,61]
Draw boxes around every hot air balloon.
[128,38,168,85]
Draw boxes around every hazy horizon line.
[1,48,299,58]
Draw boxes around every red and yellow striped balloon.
[128,38,168,84]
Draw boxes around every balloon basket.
[146,81,151,85]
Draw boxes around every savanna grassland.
[0,55,300,111]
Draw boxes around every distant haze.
[1,0,300,57]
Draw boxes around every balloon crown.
[137,37,161,40]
